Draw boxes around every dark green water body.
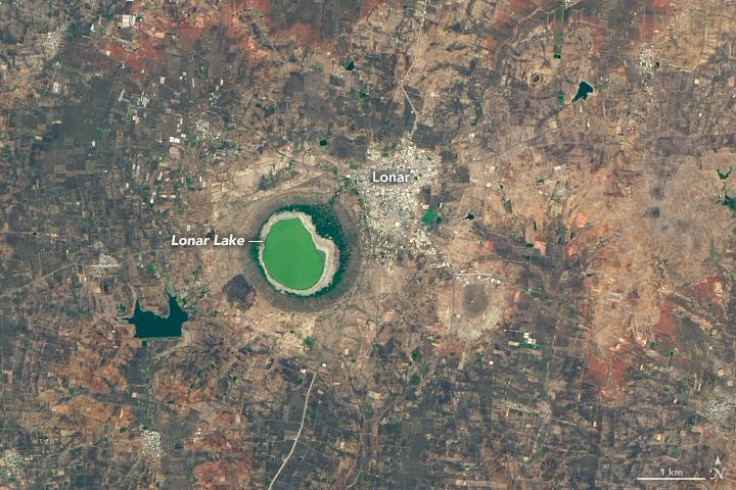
[422,208,436,225]
[572,81,594,102]
[126,295,188,338]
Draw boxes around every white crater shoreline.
[258,211,339,296]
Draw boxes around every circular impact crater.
[240,191,362,312]
[258,211,339,295]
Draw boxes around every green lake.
[262,217,326,291]
[127,295,188,338]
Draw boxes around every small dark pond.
[572,81,594,102]
[126,295,188,338]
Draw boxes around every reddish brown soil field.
[655,303,677,336]
[360,0,393,19]
[689,274,724,317]
[586,353,608,385]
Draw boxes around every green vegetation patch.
[720,192,736,212]
[717,167,732,180]
[520,342,542,350]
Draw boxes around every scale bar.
[248,240,264,243]
[636,477,706,481]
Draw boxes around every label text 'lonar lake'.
[171,234,250,246]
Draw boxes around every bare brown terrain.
[0,0,734,487]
